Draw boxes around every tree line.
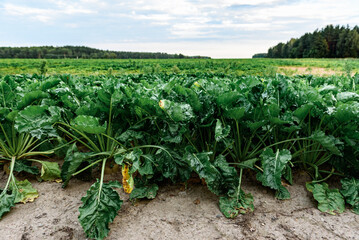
[266,25,359,58]
[0,46,209,59]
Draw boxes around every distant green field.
[0,58,358,76]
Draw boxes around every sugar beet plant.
[0,73,359,239]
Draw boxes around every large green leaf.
[341,178,359,214]
[219,189,254,218]
[15,105,59,139]
[0,190,15,219]
[256,148,291,198]
[159,100,194,122]
[224,107,246,120]
[336,92,359,102]
[71,115,107,134]
[293,103,314,121]
[39,161,61,181]
[312,183,345,215]
[79,180,123,240]
[61,143,90,187]
[17,90,49,110]
[184,151,222,195]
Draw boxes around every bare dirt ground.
[278,66,342,76]
[0,171,358,240]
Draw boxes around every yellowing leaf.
[10,179,39,204]
[122,164,134,194]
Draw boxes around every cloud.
[1,0,359,57]
[3,1,97,23]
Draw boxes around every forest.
[266,25,359,58]
[0,46,209,59]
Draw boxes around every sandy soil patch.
[0,171,358,240]
[278,66,342,76]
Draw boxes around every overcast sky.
[1,0,359,58]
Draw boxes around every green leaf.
[256,148,291,199]
[156,148,191,183]
[15,105,58,139]
[213,155,239,196]
[312,183,345,215]
[71,115,107,134]
[309,130,342,156]
[340,178,359,214]
[224,107,246,120]
[138,154,154,176]
[219,189,254,218]
[184,151,222,195]
[79,180,123,240]
[129,184,159,200]
[117,130,143,142]
[40,161,61,181]
[10,179,39,204]
[160,100,194,122]
[115,149,143,174]
[215,119,230,142]
[237,158,258,170]
[282,164,293,185]
[293,103,314,121]
[0,82,15,108]
[17,90,49,110]
[0,190,16,219]
[275,185,291,200]
[306,182,315,192]
[336,92,359,102]
[14,161,39,175]
[61,143,90,187]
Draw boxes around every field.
[1,58,359,76]
[0,58,359,240]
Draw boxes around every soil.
[278,66,342,76]
[0,171,358,240]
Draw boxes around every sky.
[0,0,359,58]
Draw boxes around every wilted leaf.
[40,161,61,181]
[219,189,254,218]
[312,183,345,215]
[10,179,39,204]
